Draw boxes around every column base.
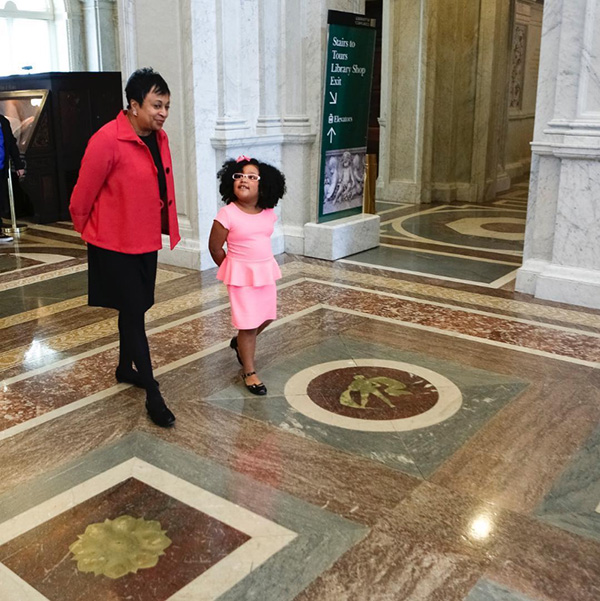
[303,214,380,261]
[516,260,600,310]
[159,236,202,271]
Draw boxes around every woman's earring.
[133,110,138,116]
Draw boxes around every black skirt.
[87,243,158,313]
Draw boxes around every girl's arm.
[208,220,229,266]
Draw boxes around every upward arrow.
[329,92,338,105]
[327,127,336,143]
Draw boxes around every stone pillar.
[81,0,119,71]
[471,0,513,201]
[280,0,319,254]
[377,0,513,205]
[256,0,282,134]
[516,0,600,310]
[116,0,136,76]
[213,0,254,138]
[186,0,319,267]
[377,0,435,204]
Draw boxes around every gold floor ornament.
[339,375,412,409]
[69,515,172,579]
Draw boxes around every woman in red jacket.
[70,67,180,428]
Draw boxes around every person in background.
[208,156,286,395]
[70,67,180,428]
[0,114,25,242]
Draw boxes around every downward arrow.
[329,92,338,105]
[327,127,336,143]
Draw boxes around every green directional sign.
[318,10,376,223]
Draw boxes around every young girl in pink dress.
[208,156,286,395]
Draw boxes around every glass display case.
[0,89,48,154]
[0,72,122,223]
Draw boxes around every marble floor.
[1,183,600,600]
[349,183,527,288]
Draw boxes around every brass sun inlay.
[339,375,412,409]
[69,515,172,579]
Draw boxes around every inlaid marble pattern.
[381,206,526,254]
[372,183,527,285]
[0,434,365,601]
[207,335,527,475]
[1,223,600,599]
[0,478,251,600]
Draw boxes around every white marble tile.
[0,564,49,601]
[170,535,296,601]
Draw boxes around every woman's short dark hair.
[217,158,286,209]
[125,67,170,108]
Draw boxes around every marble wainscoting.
[0,224,600,599]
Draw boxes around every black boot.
[145,392,175,428]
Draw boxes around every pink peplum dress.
[215,202,282,329]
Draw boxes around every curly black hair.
[217,158,286,209]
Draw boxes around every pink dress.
[215,202,282,329]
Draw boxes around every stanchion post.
[4,157,27,236]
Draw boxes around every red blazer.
[70,111,181,253]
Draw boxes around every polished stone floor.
[1,183,600,600]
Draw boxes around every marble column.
[471,0,513,201]
[256,0,282,134]
[279,0,319,254]
[377,0,434,204]
[80,0,119,71]
[115,0,136,77]
[377,0,513,205]
[213,0,254,138]
[516,0,600,310]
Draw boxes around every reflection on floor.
[345,183,527,288]
[2,195,600,600]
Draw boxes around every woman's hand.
[208,220,229,266]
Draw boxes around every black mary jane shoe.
[145,396,176,428]
[116,367,159,388]
[230,337,243,366]
[242,371,267,396]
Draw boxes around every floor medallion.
[284,359,462,432]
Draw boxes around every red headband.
[236,155,251,163]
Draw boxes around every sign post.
[318,10,376,223]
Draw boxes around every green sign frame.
[318,10,377,223]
